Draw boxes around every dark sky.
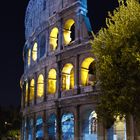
[0,0,118,107]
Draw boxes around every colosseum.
[20,0,133,140]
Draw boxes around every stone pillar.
[74,55,80,94]
[34,72,37,105]
[44,66,47,101]
[58,19,63,51]
[25,117,29,140]
[43,110,48,140]
[56,60,61,98]
[98,119,106,140]
[33,113,36,140]
[74,106,80,140]
[56,106,61,140]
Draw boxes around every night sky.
[0,0,118,107]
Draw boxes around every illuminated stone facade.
[21,0,134,140]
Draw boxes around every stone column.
[74,55,80,94]
[58,19,63,51]
[33,113,36,140]
[34,72,37,105]
[43,110,48,140]
[74,106,80,140]
[98,119,106,140]
[56,60,61,98]
[44,66,47,102]
[56,106,61,140]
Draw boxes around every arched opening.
[82,110,97,140]
[30,79,35,102]
[48,114,57,140]
[25,82,28,104]
[28,49,31,66]
[62,63,74,91]
[28,119,33,140]
[37,74,44,97]
[107,117,126,140]
[36,117,43,139]
[32,42,38,61]
[63,19,75,45]
[81,57,96,86]
[47,69,57,94]
[49,27,59,51]
[40,35,46,58]
[61,113,74,140]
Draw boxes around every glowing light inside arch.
[37,74,44,97]
[48,69,57,94]
[63,19,75,45]
[25,82,28,103]
[30,79,35,101]
[28,49,31,66]
[81,57,96,86]
[32,42,38,61]
[50,27,59,51]
[62,63,74,90]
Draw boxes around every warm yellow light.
[32,42,38,61]
[114,116,126,139]
[25,83,28,103]
[81,57,95,86]
[62,63,74,90]
[50,27,59,51]
[37,74,44,97]
[30,79,35,101]
[63,19,75,45]
[28,49,31,66]
[48,69,57,94]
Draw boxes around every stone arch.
[107,116,127,140]
[37,74,44,97]
[63,19,75,45]
[49,27,59,51]
[62,63,74,91]
[36,116,44,139]
[47,113,57,140]
[81,57,96,86]
[29,78,35,102]
[61,112,75,140]
[81,109,97,140]
[28,49,31,66]
[47,69,57,94]
[32,42,38,61]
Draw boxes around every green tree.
[92,0,140,127]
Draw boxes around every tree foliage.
[91,0,140,127]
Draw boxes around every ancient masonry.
[21,0,130,140]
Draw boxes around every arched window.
[37,74,44,97]
[36,117,43,139]
[48,114,57,140]
[28,49,31,66]
[62,63,74,90]
[63,19,75,45]
[107,117,126,140]
[81,57,96,86]
[25,82,28,104]
[49,27,59,51]
[30,79,35,102]
[32,42,38,61]
[47,69,57,94]
[61,113,74,140]
[82,110,97,140]
[40,35,46,58]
